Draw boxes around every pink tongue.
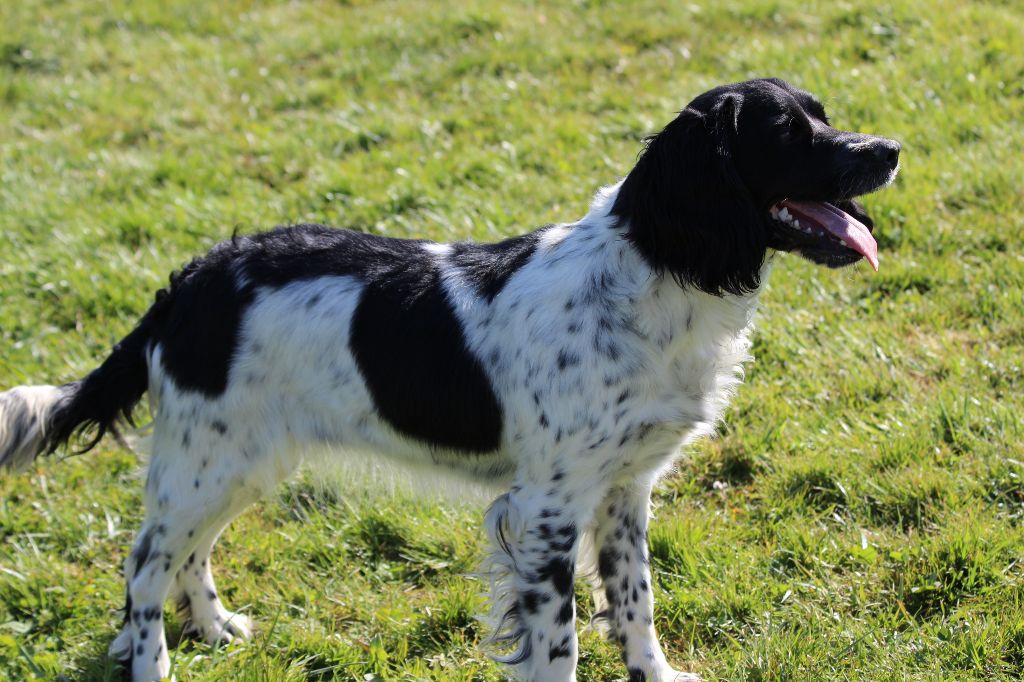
[780,199,879,271]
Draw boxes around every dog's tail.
[0,292,171,471]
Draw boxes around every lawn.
[1,0,1022,680]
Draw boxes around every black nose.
[874,140,901,169]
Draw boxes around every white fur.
[6,182,765,682]
[0,385,67,471]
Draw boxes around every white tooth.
[839,239,848,247]
[779,208,791,220]
[793,219,800,228]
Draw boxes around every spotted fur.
[0,79,899,682]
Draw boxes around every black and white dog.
[0,79,899,682]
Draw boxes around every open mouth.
[769,199,878,271]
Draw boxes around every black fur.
[43,292,170,453]
[349,239,503,453]
[449,227,549,302]
[612,89,764,297]
[37,225,506,456]
[612,78,900,295]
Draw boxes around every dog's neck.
[577,180,769,333]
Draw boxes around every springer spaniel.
[0,78,899,682]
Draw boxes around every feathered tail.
[0,293,170,471]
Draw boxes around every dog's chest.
[632,283,759,438]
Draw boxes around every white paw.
[184,611,253,645]
[131,646,171,682]
[617,670,701,682]
[108,626,132,660]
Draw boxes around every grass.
[1,0,1023,679]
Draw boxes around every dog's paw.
[182,611,253,645]
[617,668,701,682]
[108,626,133,660]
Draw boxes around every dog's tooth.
[839,239,848,247]
[778,207,791,220]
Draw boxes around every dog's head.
[612,78,900,296]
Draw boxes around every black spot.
[548,636,572,662]
[521,590,550,614]
[132,528,156,574]
[140,628,148,640]
[555,597,574,626]
[628,667,648,682]
[626,610,634,621]
[551,472,564,482]
[536,555,574,596]
[143,606,160,621]
[194,478,200,489]
[181,428,190,448]
[616,389,632,405]
[449,227,550,302]
[556,349,579,370]
[207,589,217,601]
[306,292,321,308]
[539,412,549,428]
[210,420,228,435]
[136,644,144,656]
[598,546,619,579]
[632,587,639,603]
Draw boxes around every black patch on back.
[153,224,503,453]
[157,260,253,397]
[349,243,502,453]
[449,227,549,302]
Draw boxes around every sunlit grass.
[1,0,1022,679]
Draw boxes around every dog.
[0,78,899,682]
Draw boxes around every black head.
[611,78,901,295]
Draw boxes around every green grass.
[1,0,1023,679]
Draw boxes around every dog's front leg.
[590,480,700,682]
[483,481,607,682]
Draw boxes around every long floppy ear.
[611,93,767,296]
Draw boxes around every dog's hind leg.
[589,480,699,682]
[110,403,296,682]
[483,479,609,682]
[172,508,254,645]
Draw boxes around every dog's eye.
[783,116,811,141]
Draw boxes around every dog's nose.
[874,139,901,169]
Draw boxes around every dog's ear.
[611,92,767,296]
